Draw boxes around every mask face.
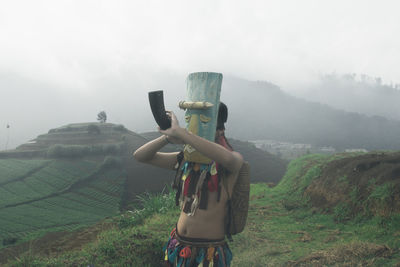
[183,72,223,164]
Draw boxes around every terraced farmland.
[0,159,51,185]
[0,159,127,246]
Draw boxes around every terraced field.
[0,159,126,246]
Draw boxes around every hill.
[2,151,400,266]
[294,73,400,121]
[222,76,400,151]
[305,151,400,219]
[0,123,151,248]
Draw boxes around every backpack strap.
[173,151,184,206]
[222,173,234,242]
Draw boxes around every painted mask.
[180,72,222,164]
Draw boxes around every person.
[134,102,243,266]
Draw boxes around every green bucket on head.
[181,72,223,164]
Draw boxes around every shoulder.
[219,152,244,179]
[228,151,244,173]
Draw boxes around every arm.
[159,112,244,173]
[133,135,180,170]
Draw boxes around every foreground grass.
[231,154,400,266]
[6,154,400,266]
[231,183,400,266]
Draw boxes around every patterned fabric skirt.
[163,227,233,267]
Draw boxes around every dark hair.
[217,102,228,130]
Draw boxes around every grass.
[4,154,400,266]
[369,183,394,201]
[117,187,177,229]
[6,188,180,267]
[275,154,327,210]
[7,185,400,266]
[231,183,400,266]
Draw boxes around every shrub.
[113,124,127,132]
[118,188,176,229]
[47,145,90,158]
[369,183,394,201]
[365,183,395,217]
[87,124,101,134]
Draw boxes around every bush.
[87,124,101,134]
[47,145,90,158]
[117,188,176,229]
[47,143,125,158]
[113,124,127,132]
[369,183,394,201]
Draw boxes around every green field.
[0,159,127,247]
[0,159,51,185]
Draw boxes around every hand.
[158,111,184,144]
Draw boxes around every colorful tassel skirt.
[163,228,233,267]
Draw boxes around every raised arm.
[159,112,243,173]
[133,135,180,170]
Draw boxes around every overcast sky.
[1,0,400,148]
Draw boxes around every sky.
[1,0,400,149]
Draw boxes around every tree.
[97,111,107,123]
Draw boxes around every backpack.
[223,161,250,239]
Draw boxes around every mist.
[1,0,400,149]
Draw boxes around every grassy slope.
[0,158,126,251]
[0,123,146,250]
[5,154,400,266]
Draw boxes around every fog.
[1,0,400,149]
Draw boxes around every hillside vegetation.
[0,122,286,262]
[2,152,400,266]
[0,123,147,250]
[0,158,125,249]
